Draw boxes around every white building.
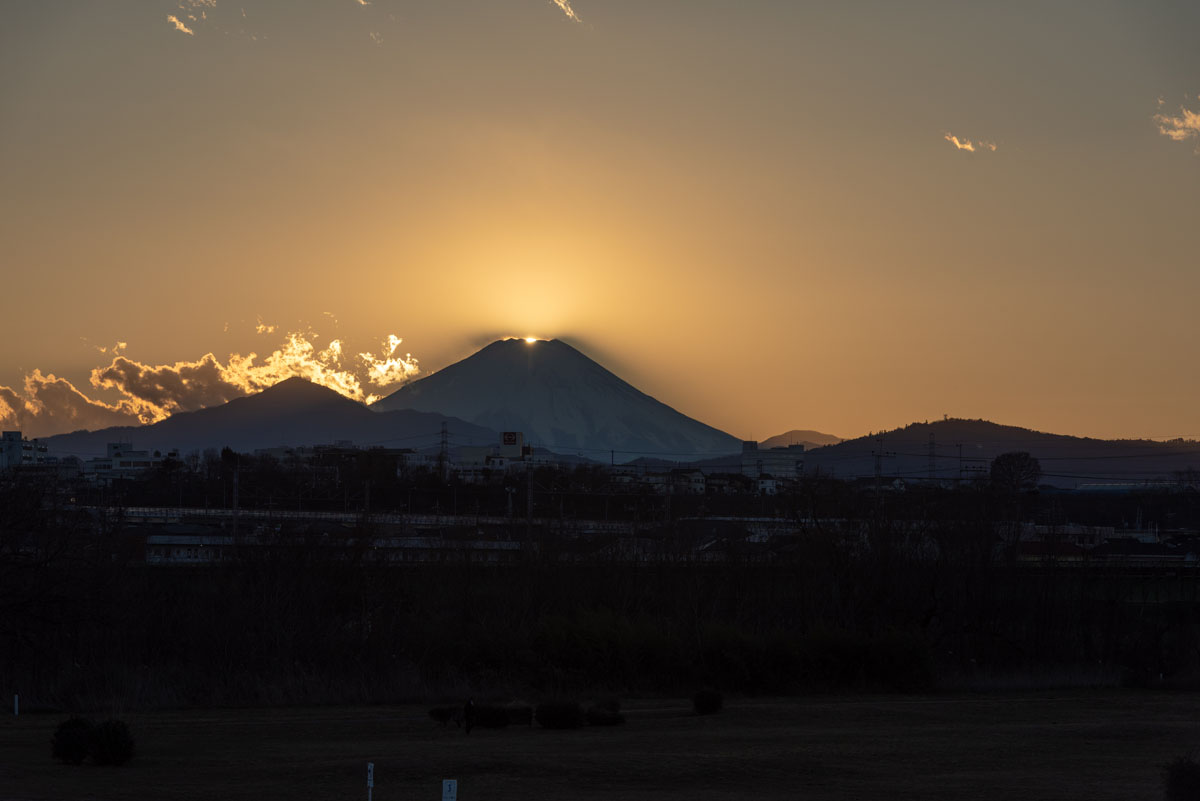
[0,431,48,470]
[82,442,178,482]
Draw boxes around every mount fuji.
[371,338,741,462]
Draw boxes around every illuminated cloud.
[0,331,420,437]
[369,31,383,45]
[167,14,195,35]
[944,133,996,153]
[255,318,277,334]
[357,334,421,401]
[0,371,144,438]
[550,0,581,22]
[1154,96,1200,151]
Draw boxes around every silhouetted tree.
[990,451,1041,494]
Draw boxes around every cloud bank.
[0,331,419,438]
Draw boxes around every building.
[82,442,179,482]
[740,440,805,479]
[0,431,48,470]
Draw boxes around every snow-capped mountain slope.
[371,339,741,462]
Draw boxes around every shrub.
[504,703,533,726]
[535,700,585,729]
[1163,754,1200,801]
[585,705,625,726]
[472,704,511,729]
[692,687,723,715]
[428,706,461,727]
[90,719,135,766]
[593,697,621,713]
[51,717,94,765]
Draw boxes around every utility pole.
[928,432,936,483]
[232,464,240,540]
[438,422,449,481]
[526,460,533,542]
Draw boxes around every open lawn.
[2,692,1196,800]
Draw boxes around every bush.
[90,719,135,766]
[504,703,533,726]
[593,696,621,713]
[51,717,94,765]
[471,704,512,729]
[535,700,585,729]
[1163,754,1200,801]
[428,706,461,727]
[585,705,625,726]
[692,687,723,715]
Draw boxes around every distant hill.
[372,338,742,462]
[43,377,498,458]
[800,418,1200,488]
[760,429,843,450]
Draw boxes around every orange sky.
[2,1,1200,442]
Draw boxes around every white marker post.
[442,779,458,801]
[367,762,374,801]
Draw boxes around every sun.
[523,336,539,344]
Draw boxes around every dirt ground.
[1,691,1196,801]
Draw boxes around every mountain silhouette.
[43,377,497,458]
[371,338,741,462]
[800,418,1200,488]
[760,429,843,450]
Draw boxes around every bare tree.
[990,451,1041,494]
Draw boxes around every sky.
[2,0,1199,443]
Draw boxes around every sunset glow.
[3,2,1200,442]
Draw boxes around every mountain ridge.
[372,338,742,462]
[43,378,497,458]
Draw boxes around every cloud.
[1154,96,1200,151]
[944,133,996,153]
[166,14,195,35]
[255,318,277,334]
[550,0,581,22]
[0,371,144,438]
[0,331,420,438]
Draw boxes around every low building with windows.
[82,442,179,482]
[0,431,48,470]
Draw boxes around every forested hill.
[799,419,1200,488]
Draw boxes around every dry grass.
[1,691,1195,801]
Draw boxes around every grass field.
[1,691,1196,800]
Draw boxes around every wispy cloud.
[0,330,420,438]
[166,14,195,35]
[1154,96,1200,152]
[550,0,581,22]
[944,133,996,153]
